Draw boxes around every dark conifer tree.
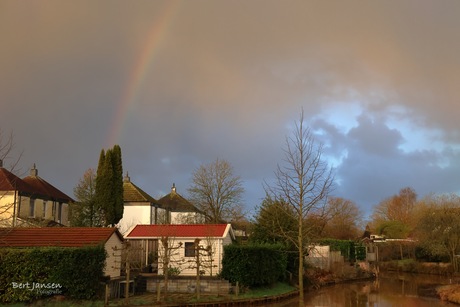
[95,146,124,226]
[112,145,124,223]
[103,149,115,225]
[95,149,108,225]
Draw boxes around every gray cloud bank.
[1,1,460,217]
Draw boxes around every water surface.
[269,272,458,306]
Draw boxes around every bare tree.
[157,236,184,301]
[371,187,418,239]
[372,187,417,225]
[69,168,104,227]
[265,110,334,305]
[186,238,216,300]
[322,197,363,239]
[0,130,23,227]
[112,241,144,305]
[188,158,245,223]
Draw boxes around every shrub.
[220,243,287,287]
[0,245,106,303]
[318,239,366,261]
[167,267,181,276]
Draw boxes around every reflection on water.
[268,272,458,307]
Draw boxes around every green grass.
[237,282,297,299]
[6,282,297,306]
[7,299,106,307]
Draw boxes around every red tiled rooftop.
[126,224,230,239]
[0,227,121,247]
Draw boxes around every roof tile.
[126,224,229,238]
[0,227,121,247]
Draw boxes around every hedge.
[0,245,106,303]
[220,243,287,287]
[318,239,366,261]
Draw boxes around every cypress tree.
[112,145,124,223]
[103,149,115,226]
[94,146,124,226]
[95,150,108,225]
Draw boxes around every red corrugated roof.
[126,224,229,238]
[0,227,122,247]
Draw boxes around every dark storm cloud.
[1,0,460,217]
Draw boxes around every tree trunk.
[298,218,304,306]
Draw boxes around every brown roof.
[157,185,203,214]
[22,175,74,203]
[123,176,158,204]
[1,165,73,203]
[0,227,122,247]
[0,168,35,193]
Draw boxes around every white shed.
[124,224,235,276]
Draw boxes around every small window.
[42,201,47,218]
[58,203,62,223]
[29,198,35,217]
[184,242,196,257]
[52,202,56,217]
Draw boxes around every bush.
[0,245,106,303]
[318,239,366,261]
[220,243,287,287]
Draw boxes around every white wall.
[104,232,123,278]
[157,234,233,276]
[4,194,70,226]
[118,205,151,235]
[0,191,16,227]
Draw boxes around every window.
[58,202,62,223]
[184,242,196,257]
[52,202,56,218]
[42,201,47,218]
[29,198,35,217]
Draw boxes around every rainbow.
[107,1,180,147]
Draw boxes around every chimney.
[124,172,130,183]
[171,183,176,194]
[30,164,38,176]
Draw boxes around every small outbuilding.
[0,227,123,278]
[124,223,235,276]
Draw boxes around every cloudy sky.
[2,1,460,218]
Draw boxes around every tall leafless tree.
[188,159,245,223]
[265,110,334,305]
[69,168,104,227]
[0,130,23,227]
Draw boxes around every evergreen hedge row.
[0,245,106,303]
[318,239,366,261]
[220,243,287,287]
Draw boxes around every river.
[269,272,459,306]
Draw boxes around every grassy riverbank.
[7,282,297,307]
